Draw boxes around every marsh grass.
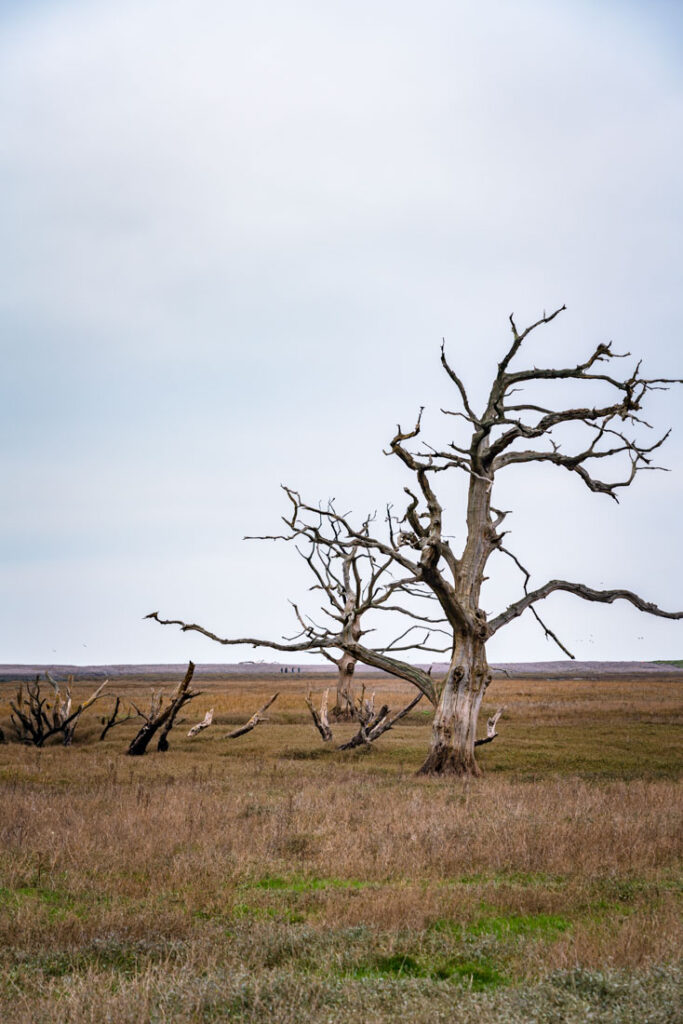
[0,672,681,1021]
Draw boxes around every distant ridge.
[1,661,682,683]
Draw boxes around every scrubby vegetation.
[0,671,681,1022]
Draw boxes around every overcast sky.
[2,0,682,666]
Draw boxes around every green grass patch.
[466,912,570,939]
[442,959,509,989]
[248,874,371,893]
[0,884,90,920]
[481,722,683,779]
[429,911,570,941]
[348,952,508,990]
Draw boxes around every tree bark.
[127,662,198,756]
[416,463,496,776]
[332,651,356,719]
[418,633,490,776]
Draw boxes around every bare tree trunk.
[127,662,198,756]
[305,688,333,741]
[418,634,490,776]
[332,651,356,719]
[156,693,185,751]
[127,699,165,756]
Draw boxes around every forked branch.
[305,685,424,750]
[338,691,424,750]
[99,695,136,741]
[497,545,576,659]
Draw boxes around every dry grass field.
[0,671,681,1022]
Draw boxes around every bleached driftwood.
[305,688,333,742]
[188,708,214,738]
[474,706,506,747]
[226,693,279,739]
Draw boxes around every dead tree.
[258,537,432,720]
[148,308,683,775]
[147,529,447,720]
[127,662,199,755]
[316,546,363,718]
[10,674,108,746]
[305,685,426,749]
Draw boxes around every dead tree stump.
[127,662,199,756]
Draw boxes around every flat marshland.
[0,672,681,1022]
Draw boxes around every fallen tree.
[225,693,279,739]
[306,684,425,750]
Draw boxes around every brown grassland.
[0,671,681,1022]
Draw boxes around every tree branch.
[226,693,279,739]
[489,581,683,635]
[500,305,566,374]
[145,611,340,653]
[474,706,505,746]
